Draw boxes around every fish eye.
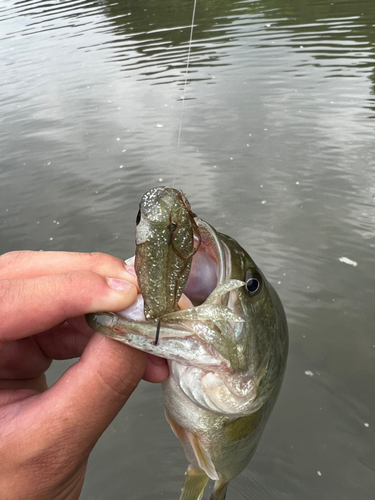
[244,270,262,297]
[136,209,141,226]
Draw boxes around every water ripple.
[1,0,375,91]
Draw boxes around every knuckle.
[87,252,126,273]
[0,279,23,326]
[95,362,138,399]
[58,270,102,315]
[64,269,97,285]
[0,251,32,270]
[87,252,111,264]
[58,271,88,299]
[0,279,12,303]
[87,252,110,268]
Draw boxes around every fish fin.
[223,408,263,441]
[211,480,229,500]
[165,410,186,442]
[187,431,219,481]
[180,465,209,500]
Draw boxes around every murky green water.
[1,0,374,498]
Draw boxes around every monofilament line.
[175,0,197,176]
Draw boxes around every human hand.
[0,250,169,500]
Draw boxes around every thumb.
[36,334,148,459]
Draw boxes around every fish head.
[87,188,288,414]
[183,217,288,379]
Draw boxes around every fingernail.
[124,263,137,277]
[125,256,135,266]
[106,278,135,293]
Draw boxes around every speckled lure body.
[134,187,200,320]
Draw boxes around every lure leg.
[210,480,229,500]
[180,465,209,500]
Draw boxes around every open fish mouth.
[122,217,233,321]
[182,218,231,307]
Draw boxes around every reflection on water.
[4,0,375,89]
[1,0,374,498]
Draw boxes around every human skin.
[0,250,169,500]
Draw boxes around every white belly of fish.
[162,366,223,480]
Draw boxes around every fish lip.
[194,217,230,287]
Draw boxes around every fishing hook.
[154,318,161,346]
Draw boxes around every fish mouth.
[182,217,231,306]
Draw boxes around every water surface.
[1,0,374,498]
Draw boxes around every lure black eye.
[136,209,141,226]
[167,222,178,246]
[244,270,262,297]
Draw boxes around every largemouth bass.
[87,187,288,500]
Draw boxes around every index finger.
[0,271,138,342]
[0,251,138,287]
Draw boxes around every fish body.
[87,187,288,500]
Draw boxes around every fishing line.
[173,0,197,187]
